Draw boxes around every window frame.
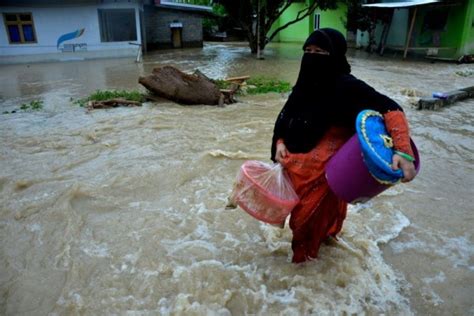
[314,13,321,31]
[3,12,37,44]
[97,8,137,43]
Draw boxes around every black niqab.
[296,28,351,87]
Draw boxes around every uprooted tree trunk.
[139,66,225,105]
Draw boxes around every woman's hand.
[275,142,289,163]
[392,154,416,182]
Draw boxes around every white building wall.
[0,2,143,61]
[356,9,409,49]
[386,9,408,47]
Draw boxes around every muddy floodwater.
[1,42,473,315]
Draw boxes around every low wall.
[0,48,137,64]
[417,86,474,110]
[144,6,203,49]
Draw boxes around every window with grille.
[98,9,137,42]
[3,13,37,44]
[314,13,320,30]
[422,9,449,31]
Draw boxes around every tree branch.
[295,2,318,20]
[267,2,318,43]
[264,1,293,39]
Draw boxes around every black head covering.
[295,28,351,88]
[303,28,348,56]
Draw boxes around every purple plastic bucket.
[325,134,420,204]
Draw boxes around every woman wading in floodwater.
[271,28,416,263]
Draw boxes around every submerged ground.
[0,42,473,315]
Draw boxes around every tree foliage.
[214,0,339,53]
[345,0,373,33]
[344,0,395,53]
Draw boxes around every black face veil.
[295,28,351,88]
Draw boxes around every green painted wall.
[272,1,348,43]
[275,3,311,43]
[413,0,474,58]
[315,2,347,35]
[459,0,474,55]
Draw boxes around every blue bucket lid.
[356,110,403,184]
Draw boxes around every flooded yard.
[0,42,473,315]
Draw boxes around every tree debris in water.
[86,98,142,110]
[74,69,289,110]
[139,65,241,106]
[74,90,144,109]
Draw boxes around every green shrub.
[3,99,43,114]
[213,79,231,90]
[21,99,44,110]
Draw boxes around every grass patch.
[215,76,291,95]
[73,89,145,107]
[214,79,231,90]
[245,77,292,95]
[3,99,43,114]
[22,99,43,110]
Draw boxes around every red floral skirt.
[280,127,352,263]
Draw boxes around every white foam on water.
[417,271,447,306]
[422,271,446,284]
[375,208,411,245]
[81,242,110,258]
[137,198,414,315]
[390,225,474,271]
[26,222,44,245]
[56,291,84,309]
[346,201,411,245]
[207,149,261,160]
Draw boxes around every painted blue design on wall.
[57,29,85,49]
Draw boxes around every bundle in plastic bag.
[229,160,299,225]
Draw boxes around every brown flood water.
[0,42,473,315]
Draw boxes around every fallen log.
[225,75,250,83]
[139,66,222,105]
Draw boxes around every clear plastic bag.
[229,160,299,225]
